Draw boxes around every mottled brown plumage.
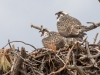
[55,11,86,38]
[40,29,65,50]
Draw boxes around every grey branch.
[2,40,37,50]
[93,33,99,44]
[10,47,27,75]
[84,22,100,32]
[31,24,43,31]
[85,41,95,64]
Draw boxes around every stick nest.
[0,39,100,75]
[0,22,100,75]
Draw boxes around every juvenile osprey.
[40,29,65,50]
[55,11,86,39]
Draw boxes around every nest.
[0,22,100,75]
[0,38,100,75]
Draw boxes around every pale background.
[0,0,100,51]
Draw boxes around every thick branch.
[84,22,100,32]
[31,24,43,31]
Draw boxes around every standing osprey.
[55,11,86,39]
[40,29,65,50]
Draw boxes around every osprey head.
[39,29,49,38]
[55,11,68,19]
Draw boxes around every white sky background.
[0,0,100,51]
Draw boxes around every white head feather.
[57,11,69,22]
[57,15,63,22]
[62,11,68,15]
[43,31,49,38]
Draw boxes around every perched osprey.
[55,11,86,39]
[40,29,65,50]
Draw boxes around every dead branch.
[10,47,27,75]
[93,33,99,44]
[31,24,43,31]
[71,52,84,75]
[3,71,11,75]
[84,22,100,32]
[49,43,76,75]
[2,40,36,50]
[8,39,12,50]
[85,41,95,64]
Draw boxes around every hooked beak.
[39,30,44,37]
[55,13,60,19]
[41,31,44,37]
[39,30,42,32]
[55,12,58,15]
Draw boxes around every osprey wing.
[42,32,64,50]
[57,14,85,38]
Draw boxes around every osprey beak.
[55,12,58,15]
[39,30,42,33]
[41,34,43,37]
[41,31,44,37]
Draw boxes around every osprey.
[55,11,86,39]
[40,29,65,50]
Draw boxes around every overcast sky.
[0,0,100,51]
